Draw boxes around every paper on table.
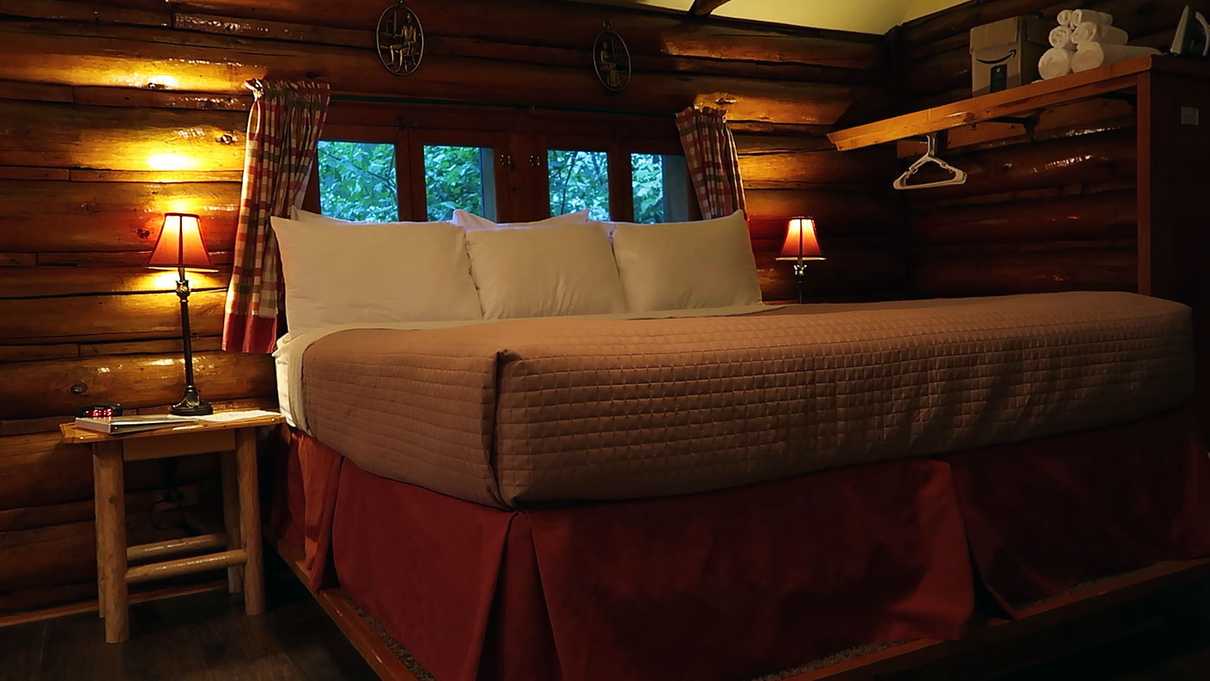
[195,409,281,424]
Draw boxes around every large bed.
[270,290,1210,681]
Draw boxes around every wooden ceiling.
[576,0,968,34]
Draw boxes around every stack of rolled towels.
[1039,8,1159,79]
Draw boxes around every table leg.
[235,429,264,615]
[221,452,244,594]
[93,442,128,643]
[93,456,105,619]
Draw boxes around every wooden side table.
[60,412,285,643]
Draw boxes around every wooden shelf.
[827,55,1209,151]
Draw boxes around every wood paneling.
[0,100,245,171]
[0,352,275,419]
[0,0,898,618]
[892,0,1187,298]
[0,267,228,298]
[0,180,239,253]
[0,289,226,343]
[0,22,868,126]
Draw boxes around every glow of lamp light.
[147,153,196,171]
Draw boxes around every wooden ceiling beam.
[689,0,733,17]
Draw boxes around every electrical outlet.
[1181,106,1200,126]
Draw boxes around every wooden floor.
[3,556,1210,681]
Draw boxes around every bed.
[266,210,1210,680]
[270,291,1210,681]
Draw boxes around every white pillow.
[452,209,589,231]
[292,207,346,224]
[465,222,626,319]
[610,210,763,312]
[270,216,482,332]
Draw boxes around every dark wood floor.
[3,556,1210,681]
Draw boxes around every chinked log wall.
[897,0,1208,296]
[0,0,900,616]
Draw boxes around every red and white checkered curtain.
[222,80,329,353]
[675,106,747,219]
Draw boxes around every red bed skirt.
[272,406,1210,681]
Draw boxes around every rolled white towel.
[1071,42,1160,72]
[1057,9,1074,28]
[1070,9,1114,27]
[1049,26,1074,49]
[1039,46,1075,79]
[1071,21,1128,45]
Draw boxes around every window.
[548,149,610,221]
[423,145,497,222]
[317,141,399,222]
[631,153,691,224]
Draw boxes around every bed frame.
[277,536,1210,680]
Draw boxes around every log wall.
[0,0,901,616]
[897,0,1206,297]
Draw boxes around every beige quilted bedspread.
[299,292,1194,508]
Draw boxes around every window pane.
[317,141,399,222]
[548,150,610,221]
[631,153,690,224]
[423,145,496,222]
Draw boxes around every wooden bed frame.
[277,537,1210,680]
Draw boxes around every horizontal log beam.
[0,512,204,591]
[0,180,239,254]
[745,189,903,235]
[912,191,1137,244]
[0,484,202,534]
[0,289,226,343]
[0,99,245,171]
[906,130,1136,198]
[0,267,228,298]
[0,21,867,126]
[0,431,217,511]
[160,0,881,68]
[913,247,1138,296]
[0,351,276,419]
[739,146,894,188]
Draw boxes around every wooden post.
[92,455,105,620]
[221,452,244,594]
[235,429,265,615]
[93,441,128,643]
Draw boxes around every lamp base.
[170,385,213,416]
[792,261,809,304]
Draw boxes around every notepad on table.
[73,414,198,435]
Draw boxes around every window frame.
[310,102,695,225]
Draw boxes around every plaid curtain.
[675,106,747,219]
[222,80,330,353]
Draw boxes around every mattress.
[284,292,1195,508]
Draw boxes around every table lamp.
[148,213,215,416]
[776,217,825,304]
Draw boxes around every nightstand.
[60,412,285,643]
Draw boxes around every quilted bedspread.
[297,292,1194,508]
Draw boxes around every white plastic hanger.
[892,133,967,191]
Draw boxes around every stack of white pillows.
[270,208,764,332]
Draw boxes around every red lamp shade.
[148,213,213,270]
[776,217,825,261]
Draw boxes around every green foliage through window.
[424,145,495,222]
[631,153,691,224]
[548,150,610,221]
[317,141,399,222]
